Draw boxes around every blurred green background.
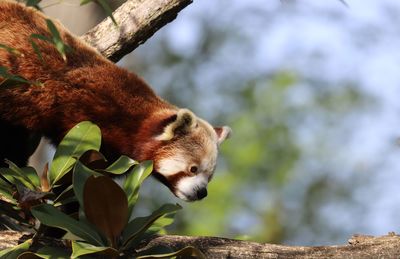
[44,0,400,245]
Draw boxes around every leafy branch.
[0,122,205,258]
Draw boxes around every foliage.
[20,0,117,26]
[29,19,71,62]
[0,122,204,258]
[80,0,118,26]
[0,66,40,88]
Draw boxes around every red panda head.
[146,109,231,202]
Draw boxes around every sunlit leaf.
[49,121,101,186]
[0,167,35,190]
[121,203,181,249]
[71,241,118,258]
[31,204,105,246]
[145,213,176,236]
[104,155,138,175]
[5,160,38,189]
[0,239,31,259]
[0,176,15,202]
[22,168,40,189]
[123,161,153,216]
[84,175,128,247]
[135,213,176,243]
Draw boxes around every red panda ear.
[214,126,232,145]
[156,109,197,141]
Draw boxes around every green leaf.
[34,246,71,259]
[0,66,33,88]
[22,167,40,189]
[5,160,38,189]
[53,185,77,207]
[18,246,70,259]
[25,0,42,11]
[121,203,182,249]
[30,34,52,43]
[104,155,138,175]
[5,161,40,189]
[53,185,74,204]
[134,213,176,242]
[0,178,15,203]
[29,33,52,64]
[0,166,35,190]
[31,204,105,246]
[123,161,153,216]
[0,239,31,259]
[145,213,176,236]
[49,121,101,186]
[0,44,21,56]
[71,241,118,258]
[96,0,118,26]
[73,161,101,209]
[29,19,71,63]
[29,38,45,64]
[136,246,206,259]
[45,19,70,61]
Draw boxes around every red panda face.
[151,109,231,201]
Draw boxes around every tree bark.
[80,0,193,62]
[135,234,400,258]
[2,231,400,258]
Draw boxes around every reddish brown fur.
[0,1,178,163]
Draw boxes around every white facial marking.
[175,174,208,201]
[157,154,187,177]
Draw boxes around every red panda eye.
[190,166,198,173]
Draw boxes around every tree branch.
[2,231,400,258]
[134,234,400,258]
[80,0,193,62]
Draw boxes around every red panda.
[0,1,231,201]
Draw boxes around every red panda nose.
[197,188,208,200]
